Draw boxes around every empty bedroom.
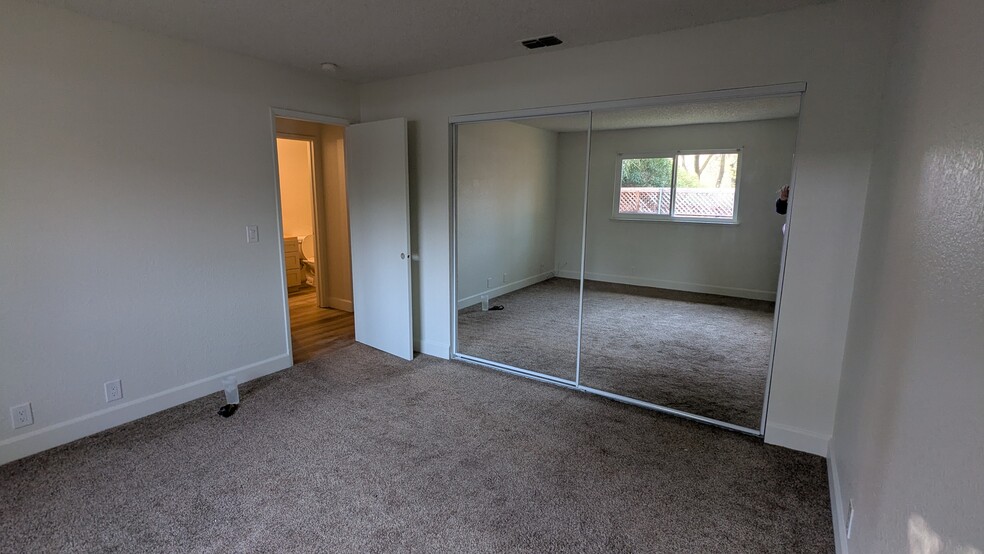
[1,0,981,552]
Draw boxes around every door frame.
[268,107,350,362]
[447,82,807,438]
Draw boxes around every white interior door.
[345,118,413,360]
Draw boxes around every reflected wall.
[575,100,801,429]
[454,113,589,382]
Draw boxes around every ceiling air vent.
[521,35,563,50]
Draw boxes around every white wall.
[359,0,897,454]
[554,119,798,300]
[830,0,984,552]
[0,0,359,463]
[456,121,559,305]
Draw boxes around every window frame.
[612,148,743,224]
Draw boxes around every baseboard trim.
[326,297,353,312]
[415,339,450,359]
[827,441,850,554]
[555,270,776,301]
[457,271,555,310]
[0,353,293,466]
[764,422,830,457]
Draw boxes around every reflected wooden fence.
[619,187,735,218]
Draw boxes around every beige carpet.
[458,278,581,380]
[0,344,831,552]
[457,278,775,429]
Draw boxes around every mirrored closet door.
[577,96,802,431]
[453,112,590,383]
[452,86,803,434]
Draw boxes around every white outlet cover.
[10,403,33,429]
[105,379,123,402]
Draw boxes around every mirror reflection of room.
[455,113,589,381]
[577,96,801,429]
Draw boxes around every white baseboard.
[827,441,850,554]
[414,339,450,359]
[0,353,293,466]
[457,271,555,310]
[555,270,776,302]
[764,422,830,457]
[326,297,353,312]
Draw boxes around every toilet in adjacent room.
[299,234,317,286]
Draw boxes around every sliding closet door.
[578,97,802,430]
[453,113,590,383]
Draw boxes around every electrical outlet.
[104,379,123,402]
[846,499,855,538]
[487,277,493,289]
[245,225,259,244]
[502,273,507,283]
[10,403,33,429]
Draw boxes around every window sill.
[612,214,739,225]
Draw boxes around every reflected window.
[618,156,674,215]
[615,150,741,222]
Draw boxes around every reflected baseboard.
[457,271,555,310]
[555,270,776,302]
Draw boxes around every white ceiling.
[33,0,832,83]
[506,96,801,132]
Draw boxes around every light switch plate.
[246,225,259,244]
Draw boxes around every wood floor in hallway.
[288,285,354,363]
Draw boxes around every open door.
[345,118,414,360]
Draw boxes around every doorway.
[274,116,355,363]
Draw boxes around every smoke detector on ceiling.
[520,35,563,50]
[320,62,338,73]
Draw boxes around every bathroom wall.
[274,118,353,311]
[276,137,315,240]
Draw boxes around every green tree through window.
[620,157,672,187]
